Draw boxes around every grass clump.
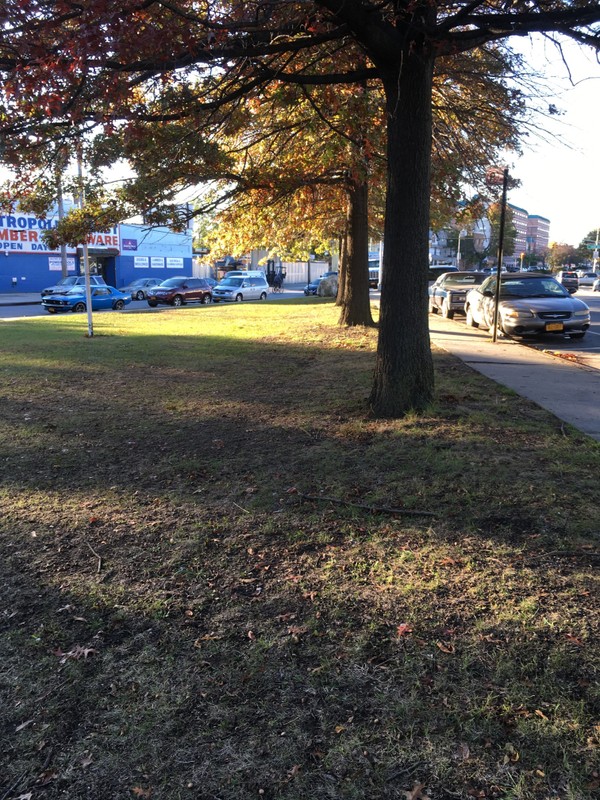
[0,300,598,800]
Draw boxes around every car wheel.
[201,294,212,304]
[428,300,437,314]
[259,292,267,300]
[441,300,454,319]
[235,294,243,302]
[46,307,57,314]
[135,290,145,301]
[73,302,86,313]
[172,295,184,307]
[114,300,125,310]
[465,306,478,328]
[148,300,158,307]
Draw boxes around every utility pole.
[491,167,509,344]
[77,144,94,338]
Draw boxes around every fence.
[193,260,332,284]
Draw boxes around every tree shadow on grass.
[1,512,597,800]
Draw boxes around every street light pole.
[456,229,466,269]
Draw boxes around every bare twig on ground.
[299,494,436,517]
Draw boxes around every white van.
[225,270,266,278]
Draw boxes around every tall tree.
[1,0,598,415]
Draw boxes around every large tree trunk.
[338,178,374,326]
[369,54,435,416]
[336,231,348,306]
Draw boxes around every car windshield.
[443,274,486,286]
[499,278,568,298]
[219,278,243,287]
[157,278,186,288]
[57,276,78,285]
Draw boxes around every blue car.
[42,285,132,314]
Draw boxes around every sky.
[507,36,600,247]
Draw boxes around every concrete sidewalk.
[0,292,41,305]
[1,292,599,442]
[429,315,600,442]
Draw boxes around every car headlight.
[502,309,535,319]
[573,309,590,317]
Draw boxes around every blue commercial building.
[0,207,193,294]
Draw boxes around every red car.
[147,277,213,307]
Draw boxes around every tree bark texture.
[338,178,374,327]
[336,230,348,306]
[369,54,435,416]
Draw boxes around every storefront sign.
[151,257,165,268]
[48,256,76,272]
[0,212,119,253]
[122,238,138,251]
[134,256,149,268]
[167,257,184,269]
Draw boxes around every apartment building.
[526,215,550,255]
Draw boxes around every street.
[2,285,600,370]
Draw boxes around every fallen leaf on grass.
[404,782,431,800]
[534,709,549,721]
[396,623,413,637]
[454,742,470,761]
[54,645,98,663]
[436,641,455,653]
[565,633,584,645]
[287,625,308,637]
[131,787,153,798]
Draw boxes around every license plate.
[545,322,564,332]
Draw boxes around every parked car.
[42,285,131,314]
[464,272,590,339]
[319,270,338,279]
[368,260,380,289]
[212,274,269,302]
[146,277,213,307]
[41,275,106,297]
[593,277,600,292]
[555,270,579,293]
[577,272,598,287]
[428,265,458,283]
[304,278,323,296]
[428,271,487,319]
[120,277,162,300]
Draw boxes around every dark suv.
[146,277,213,307]
[556,270,579,294]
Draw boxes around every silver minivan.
[212,274,269,302]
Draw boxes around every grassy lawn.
[0,299,598,800]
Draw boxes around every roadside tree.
[1,0,598,415]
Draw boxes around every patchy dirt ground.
[1,308,598,800]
